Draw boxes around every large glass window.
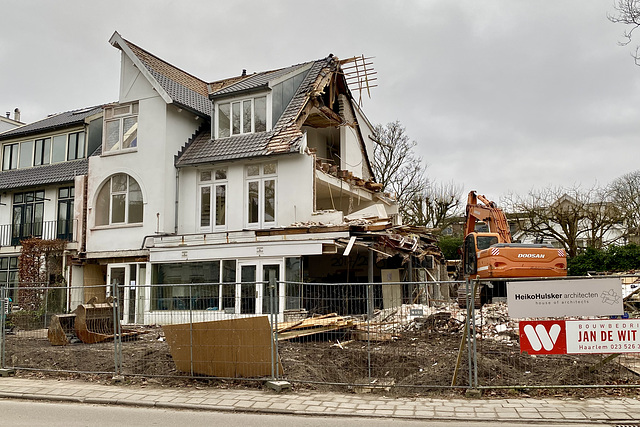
[271,70,308,126]
[216,96,267,138]
[18,141,33,169]
[95,174,143,226]
[34,138,51,166]
[104,103,138,153]
[12,190,45,245]
[57,186,74,241]
[246,162,277,228]
[2,143,18,170]
[151,260,236,311]
[52,135,67,163]
[67,132,85,160]
[0,256,19,304]
[2,131,85,171]
[198,169,227,231]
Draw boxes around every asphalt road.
[0,398,601,427]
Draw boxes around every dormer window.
[104,102,138,153]
[216,96,267,138]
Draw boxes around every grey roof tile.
[0,159,88,191]
[121,38,211,117]
[210,62,313,97]
[176,56,335,166]
[148,70,212,116]
[0,106,103,140]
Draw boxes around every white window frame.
[197,168,228,232]
[1,130,87,171]
[214,94,270,139]
[103,102,138,154]
[244,162,277,229]
[95,174,144,227]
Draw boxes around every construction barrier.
[1,276,639,393]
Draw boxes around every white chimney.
[14,108,20,122]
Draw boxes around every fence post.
[367,249,374,382]
[269,271,276,380]
[0,286,5,369]
[466,279,473,388]
[112,280,122,377]
[189,284,194,377]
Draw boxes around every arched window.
[95,174,143,226]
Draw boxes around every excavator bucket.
[47,313,77,346]
[47,297,142,345]
[74,300,117,344]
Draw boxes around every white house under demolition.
[0,32,443,325]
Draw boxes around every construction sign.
[520,319,640,355]
[508,278,623,318]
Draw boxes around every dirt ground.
[6,320,640,398]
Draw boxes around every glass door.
[107,264,143,324]
[107,265,126,321]
[238,260,282,315]
[240,265,256,314]
[262,264,280,314]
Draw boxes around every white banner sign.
[507,278,623,318]
[566,319,640,354]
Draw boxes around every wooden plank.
[277,323,352,341]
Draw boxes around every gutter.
[209,83,271,100]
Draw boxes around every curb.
[0,389,618,424]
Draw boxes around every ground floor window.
[151,260,235,311]
[0,256,19,304]
[150,257,301,313]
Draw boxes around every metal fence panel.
[3,277,640,392]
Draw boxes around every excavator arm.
[464,191,512,243]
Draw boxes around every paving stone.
[233,400,256,408]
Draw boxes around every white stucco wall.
[85,52,201,253]
[177,151,315,234]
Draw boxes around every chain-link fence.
[2,277,640,392]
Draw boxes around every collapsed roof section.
[257,223,443,266]
[175,55,371,170]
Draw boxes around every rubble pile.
[475,302,519,342]
[368,303,465,334]
[362,302,521,344]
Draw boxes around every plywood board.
[162,316,282,378]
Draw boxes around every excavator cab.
[463,234,477,276]
[463,232,500,276]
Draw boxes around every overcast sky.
[2,1,639,203]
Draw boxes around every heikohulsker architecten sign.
[507,278,623,318]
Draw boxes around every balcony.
[0,219,78,247]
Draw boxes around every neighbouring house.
[0,105,103,307]
[0,109,24,134]
[5,32,443,324]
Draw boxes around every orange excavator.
[459,191,567,306]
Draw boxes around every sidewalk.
[0,376,639,423]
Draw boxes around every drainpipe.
[174,169,180,234]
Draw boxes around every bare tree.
[371,121,425,220]
[403,181,464,230]
[503,186,624,257]
[609,0,640,64]
[608,170,640,242]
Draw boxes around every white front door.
[237,260,283,315]
[107,263,145,324]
